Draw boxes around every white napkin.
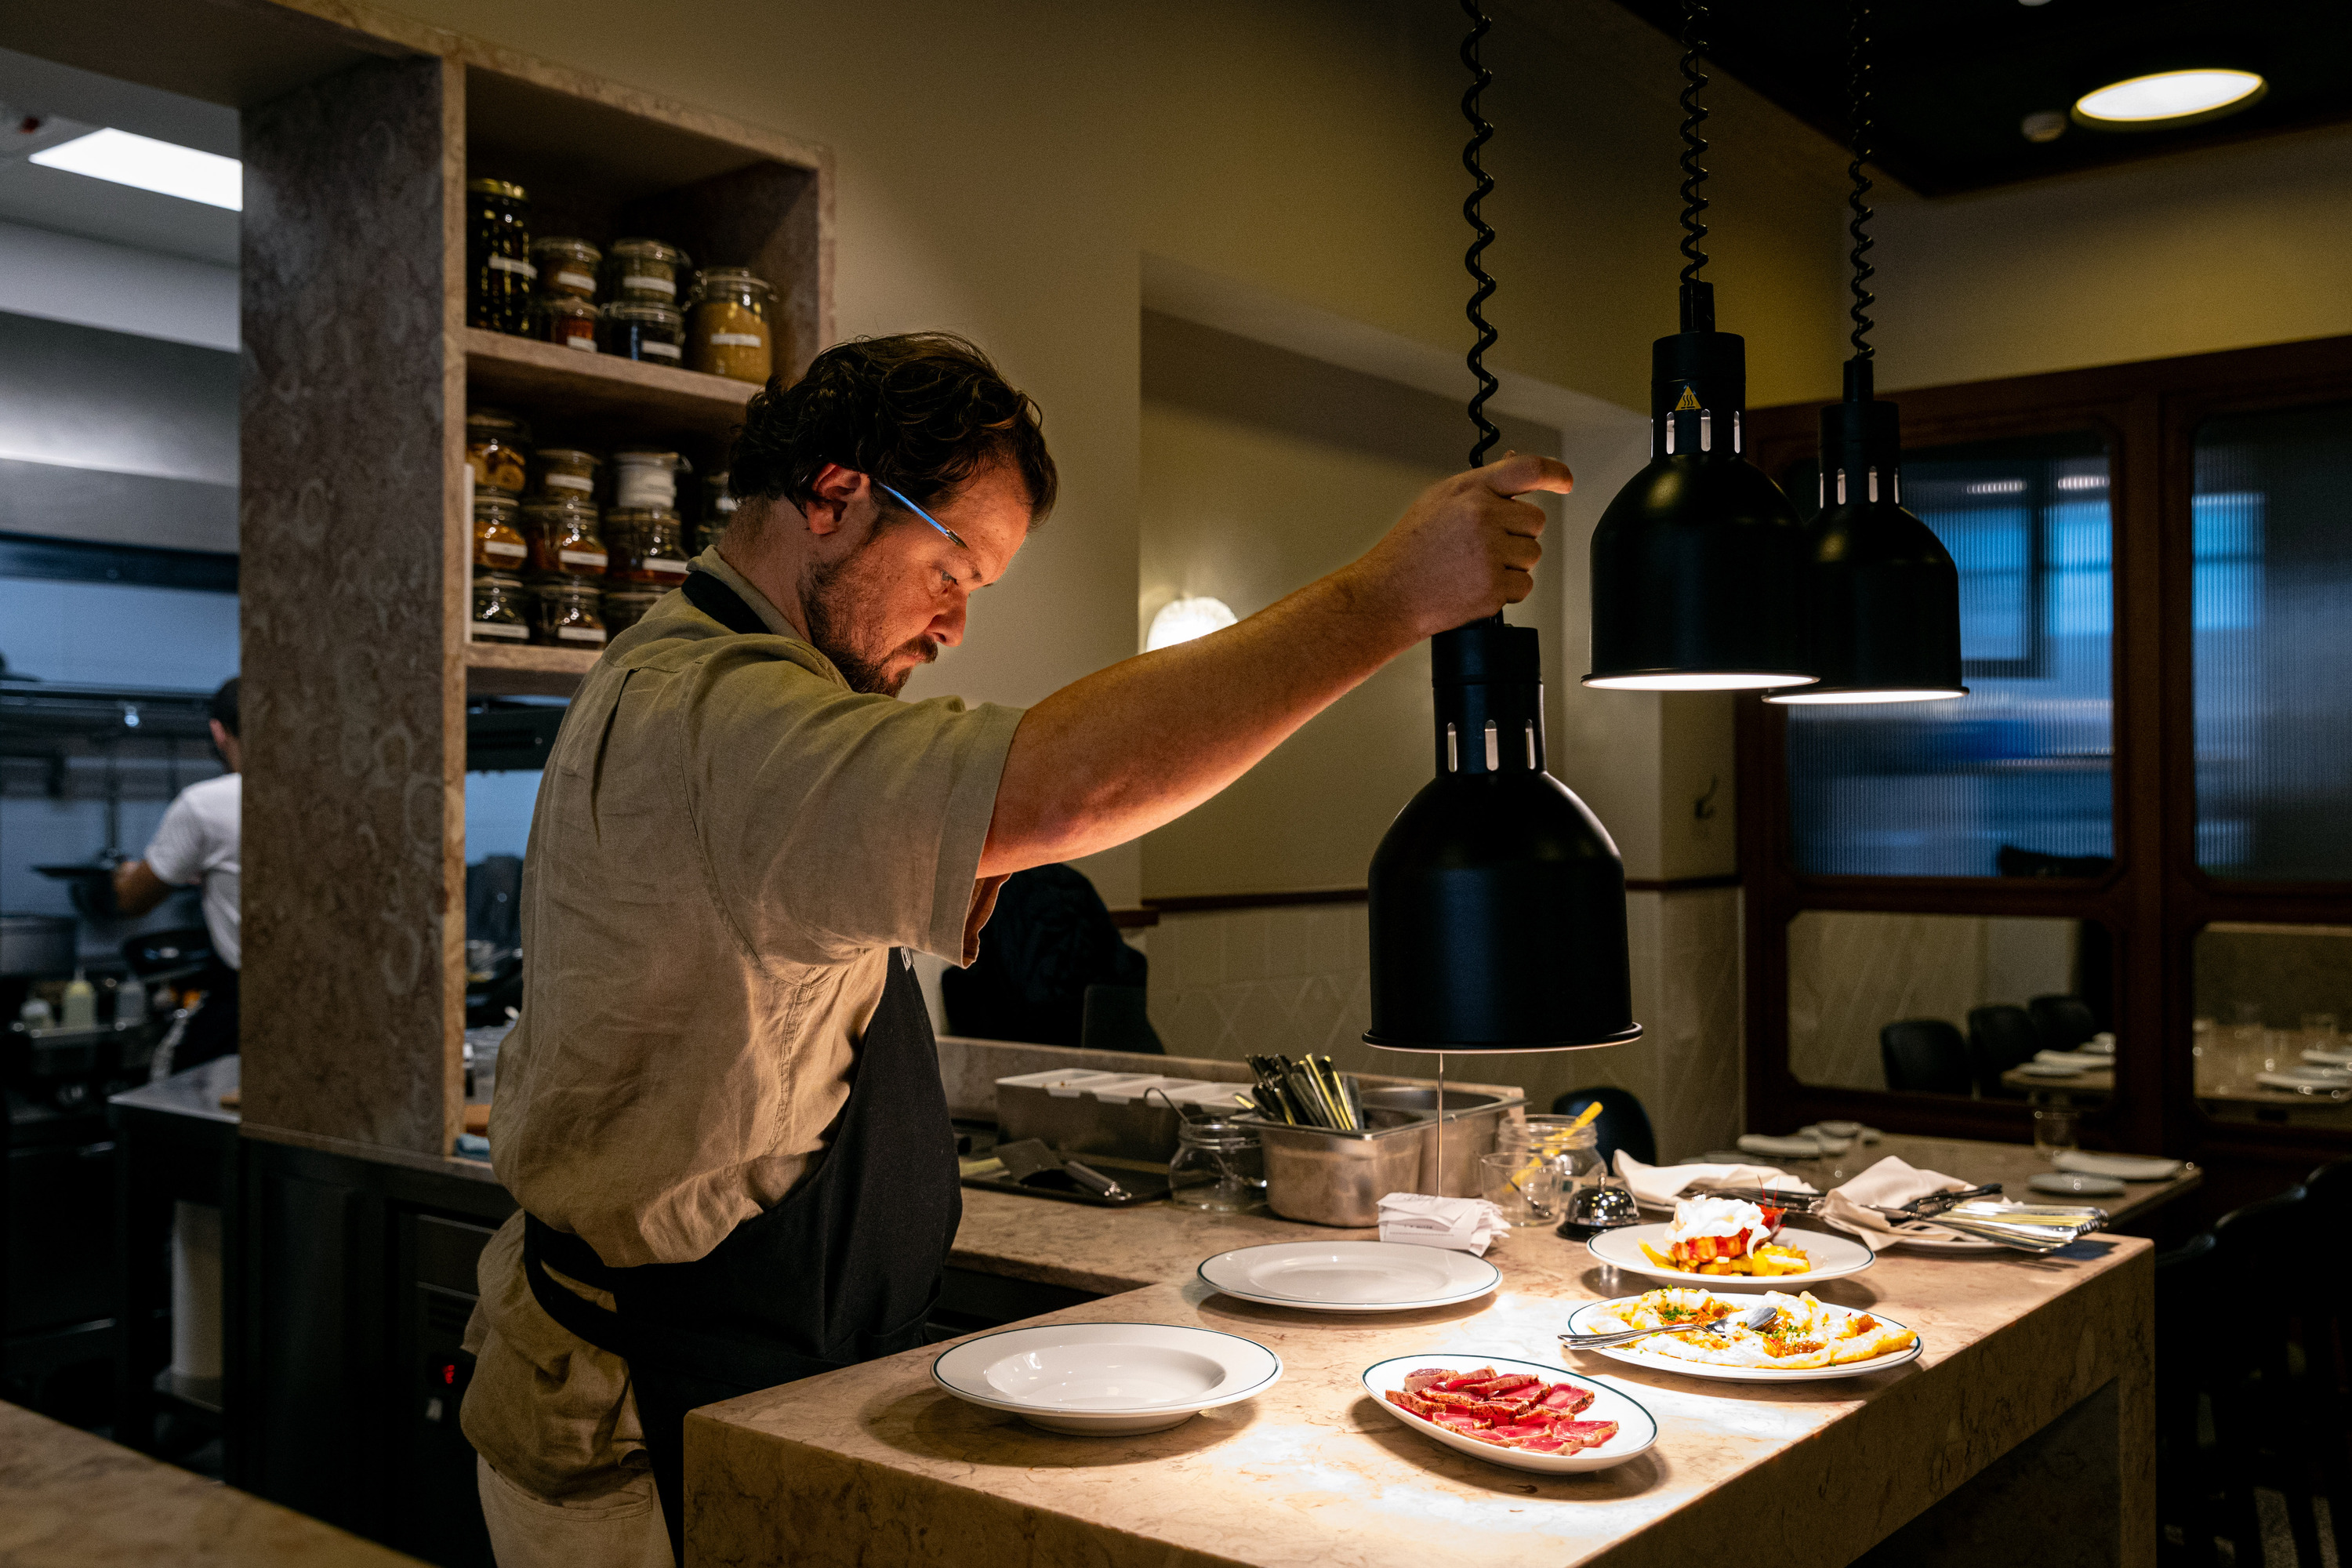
[1377,1192,1511,1255]
[2034,1049,2109,1068]
[1821,1156,1973,1251]
[1611,1151,1817,1208]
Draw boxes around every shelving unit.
[238,21,833,1160]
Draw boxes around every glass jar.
[534,447,601,500]
[687,267,775,383]
[471,495,528,572]
[693,469,738,555]
[601,586,663,638]
[469,572,530,642]
[603,507,689,586]
[466,179,534,335]
[530,578,607,648]
[603,238,688,304]
[600,302,684,365]
[1167,1118,1262,1213]
[529,236,601,300]
[612,449,684,510]
[465,409,531,495]
[521,496,606,578]
[531,295,599,352]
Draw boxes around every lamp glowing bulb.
[1145,595,1237,652]
[2073,69,2265,130]
[28,128,242,210]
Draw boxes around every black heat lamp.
[1363,2,1637,1056]
[1768,0,1964,707]
[1584,2,1813,695]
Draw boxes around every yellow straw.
[1568,1099,1604,1131]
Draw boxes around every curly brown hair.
[728,332,1057,523]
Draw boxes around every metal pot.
[1,914,76,978]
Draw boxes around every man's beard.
[800,546,938,697]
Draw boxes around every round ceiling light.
[2073,68,2267,130]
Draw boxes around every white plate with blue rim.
[931,1322,1281,1436]
[1198,1240,1501,1312]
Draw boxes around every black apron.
[521,568,964,1562]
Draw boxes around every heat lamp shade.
[1364,769,1640,1051]
[1584,455,1816,690]
[1768,498,1966,705]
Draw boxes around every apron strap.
[681,568,769,636]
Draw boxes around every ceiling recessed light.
[2072,68,2267,131]
[27,127,242,211]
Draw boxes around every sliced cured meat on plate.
[1362,1353,1658,1475]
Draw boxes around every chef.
[461,332,1566,1568]
[112,676,241,1069]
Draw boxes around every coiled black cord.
[1846,0,1875,361]
[1677,0,1711,297]
[1461,0,1500,470]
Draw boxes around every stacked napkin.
[1377,1192,1511,1255]
[1610,1151,1817,1209]
[1820,1156,1973,1251]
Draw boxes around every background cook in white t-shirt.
[115,678,241,967]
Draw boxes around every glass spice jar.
[529,236,602,300]
[611,449,684,510]
[695,469,738,555]
[471,495,528,572]
[686,268,775,383]
[466,179,534,335]
[530,578,607,648]
[466,409,532,495]
[602,238,688,304]
[469,572,531,642]
[601,586,663,638]
[530,295,599,352]
[600,302,684,365]
[533,447,601,501]
[521,496,606,578]
[603,507,689,586]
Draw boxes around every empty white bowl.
[932,1322,1283,1436]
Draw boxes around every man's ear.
[801,463,866,537]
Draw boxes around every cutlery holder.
[1246,1090,1523,1225]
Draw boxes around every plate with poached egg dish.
[1563,1290,1922,1382]
[1362,1354,1658,1473]
[1585,1196,1875,1289]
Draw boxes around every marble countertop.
[0,1399,426,1566]
[693,1185,2155,1567]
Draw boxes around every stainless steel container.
[993,1070,1247,1163]
[1247,1088,1525,1225]
[1,914,76,978]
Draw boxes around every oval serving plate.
[1562,1296,1924,1383]
[1586,1222,1875,1290]
[932,1322,1281,1436]
[1362,1353,1657,1474]
[1198,1241,1500,1313]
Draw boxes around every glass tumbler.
[1167,1120,1261,1213]
[2033,1103,2080,1161]
[1481,1151,1563,1226]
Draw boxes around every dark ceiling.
[1602,0,2352,195]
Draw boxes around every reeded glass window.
[2192,403,2352,880]
[1784,433,2115,876]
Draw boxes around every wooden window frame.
[1740,333,2352,1168]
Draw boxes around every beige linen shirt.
[461,550,1021,1502]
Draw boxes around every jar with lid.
[466,180,534,334]
[466,409,532,495]
[531,296,598,352]
[611,449,684,510]
[534,448,601,501]
[687,268,775,383]
[601,586,663,638]
[472,495,528,572]
[695,469,738,554]
[602,238,688,304]
[600,302,684,365]
[469,572,531,643]
[521,496,606,578]
[603,507,689,586]
[529,236,601,300]
[1167,1117,1264,1213]
[530,579,607,649]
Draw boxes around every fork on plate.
[1559,1301,1781,1352]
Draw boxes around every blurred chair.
[943,864,1153,1051]
[1548,1087,1655,1169]
[1965,1004,2043,1098]
[2207,1185,2319,1567]
[2028,993,2099,1052]
[2154,1231,2224,1566]
[1879,1019,1973,1096]
[1079,983,1163,1055]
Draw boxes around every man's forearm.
[979,565,1417,874]
[113,859,172,918]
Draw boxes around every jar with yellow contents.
[687,268,775,383]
